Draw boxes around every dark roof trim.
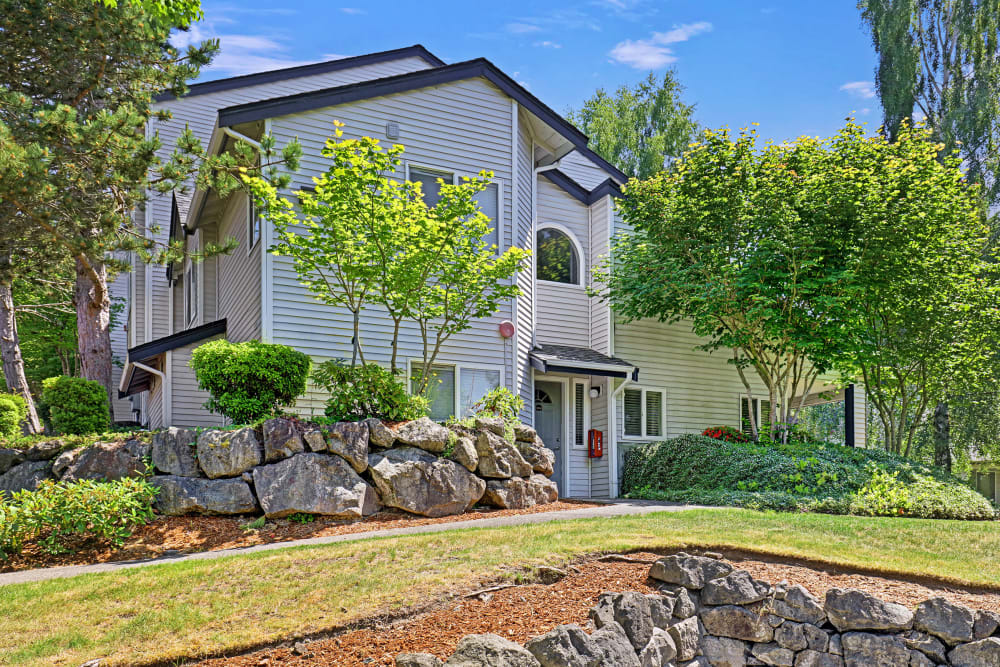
[542,170,624,206]
[217,58,628,184]
[529,356,638,380]
[529,344,638,380]
[127,318,227,364]
[155,45,444,102]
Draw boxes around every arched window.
[536,227,580,285]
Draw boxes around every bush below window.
[190,340,311,424]
[312,361,428,423]
[0,393,28,439]
[470,387,523,424]
[40,376,109,435]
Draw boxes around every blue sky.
[180,0,882,143]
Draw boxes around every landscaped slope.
[621,435,996,520]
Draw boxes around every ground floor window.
[740,396,777,436]
[623,387,664,438]
[410,362,502,421]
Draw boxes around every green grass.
[3,508,1000,666]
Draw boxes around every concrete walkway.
[0,500,703,586]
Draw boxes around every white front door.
[535,381,563,494]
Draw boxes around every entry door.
[535,381,563,494]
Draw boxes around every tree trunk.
[0,282,42,433]
[933,401,951,472]
[75,256,114,412]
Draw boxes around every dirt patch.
[0,500,599,573]
[189,552,1000,667]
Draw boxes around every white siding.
[515,112,534,423]
[108,267,133,422]
[559,151,613,189]
[216,195,261,342]
[589,195,612,356]
[535,181,590,347]
[147,375,163,429]
[170,342,225,428]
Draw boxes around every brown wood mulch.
[0,500,599,573]
[189,552,1000,667]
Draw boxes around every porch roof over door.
[529,344,638,380]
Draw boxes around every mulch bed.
[190,551,1000,667]
[0,500,599,573]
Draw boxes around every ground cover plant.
[0,430,151,450]
[622,434,996,519]
[3,508,1000,666]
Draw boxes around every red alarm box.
[588,429,604,458]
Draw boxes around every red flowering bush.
[702,425,749,443]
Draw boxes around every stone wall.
[398,553,1000,666]
[0,417,559,520]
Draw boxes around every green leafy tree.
[568,71,698,180]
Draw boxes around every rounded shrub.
[40,376,109,435]
[311,360,428,422]
[0,393,28,439]
[190,339,311,424]
[471,387,523,424]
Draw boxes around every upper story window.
[410,164,500,251]
[536,227,580,285]
[184,261,198,326]
[409,166,454,208]
[248,197,261,251]
[474,182,499,251]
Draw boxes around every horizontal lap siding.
[589,196,611,356]
[170,343,225,428]
[147,378,163,429]
[516,112,534,423]
[108,267,133,422]
[536,181,591,347]
[559,151,611,190]
[217,195,261,342]
[268,78,515,416]
[589,376,610,497]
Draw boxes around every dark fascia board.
[154,45,444,102]
[528,355,636,380]
[127,318,227,364]
[217,58,628,184]
[542,170,623,206]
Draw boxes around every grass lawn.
[3,508,1000,666]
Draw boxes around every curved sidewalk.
[0,499,704,586]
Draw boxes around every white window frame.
[621,385,666,441]
[535,222,585,288]
[405,161,505,252]
[247,195,261,254]
[572,377,591,449]
[739,394,778,433]
[184,258,198,327]
[406,359,506,420]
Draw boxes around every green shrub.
[190,339,311,424]
[471,387,523,424]
[0,393,28,439]
[622,434,996,520]
[40,376,109,435]
[0,476,158,558]
[312,361,428,422]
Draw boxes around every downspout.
[133,361,166,428]
[608,374,635,498]
[222,127,262,151]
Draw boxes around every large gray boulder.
[261,418,304,462]
[750,642,794,667]
[702,605,774,643]
[649,554,733,590]
[0,460,52,495]
[197,427,263,479]
[913,596,975,645]
[253,452,379,519]
[647,594,675,629]
[824,588,913,633]
[0,448,24,474]
[902,631,948,663]
[365,418,396,448]
[700,635,747,667]
[524,624,601,667]
[639,627,677,666]
[515,436,555,477]
[368,447,485,518]
[394,417,451,454]
[152,427,200,477]
[840,632,910,666]
[448,435,478,473]
[153,475,258,515]
[793,650,844,667]
[323,421,369,473]
[25,439,64,461]
[668,616,700,662]
[61,440,150,482]
[589,591,654,651]
[476,429,533,479]
[443,633,540,666]
[975,610,1000,639]
[482,475,559,509]
[767,584,826,625]
[949,637,1000,666]
[590,622,641,667]
[396,655,443,667]
[702,570,771,606]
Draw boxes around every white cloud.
[172,25,319,76]
[341,7,365,14]
[506,22,542,33]
[322,53,349,60]
[609,39,677,68]
[534,40,562,49]
[653,21,713,44]
[860,107,872,116]
[840,81,876,99]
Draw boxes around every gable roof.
[216,58,628,184]
[542,170,622,205]
[154,45,444,102]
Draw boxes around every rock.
[701,635,747,667]
[527,474,558,504]
[902,631,948,663]
[25,439,63,461]
[751,643,795,667]
[0,460,52,495]
[703,570,772,606]
[681,659,712,667]
[647,594,675,629]
[152,475,258,515]
[767,585,826,625]
[649,554,734,590]
[664,585,698,619]
[702,605,774,643]
[840,632,910,667]
[482,475,558,509]
[516,436,555,477]
[474,417,506,436]
[443,633,540,666]
[50,448,79,478]
[793,650,844,667]
[802,624,829,652]
[0,448,24,474]
[368,447,485,517]
[253,453,378,519]
[262,418,304,463]
[524,624,601,667]
[536,566,567,585]
[513,423,536,441]
[949,637,1000,666]
[448,436,478,473]
[397,655,444,667]
[774,622,808,651]
[913,596,975,645]
[394,417,451,454]
[908,649,934,667]
[475,429,532,479]
[324,421,369,473]
[302,428,325,452]
[152,427,200,477]
[589,591,654,651]
[365,418,396,448]
[668,616,701,661]
[590,622,641,667]
[829,635,842,656]
[976,610,1000,639]
[197,428,262,479]
[824,588,913,632]
[61,440,150,482]
[639,627,677,666]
